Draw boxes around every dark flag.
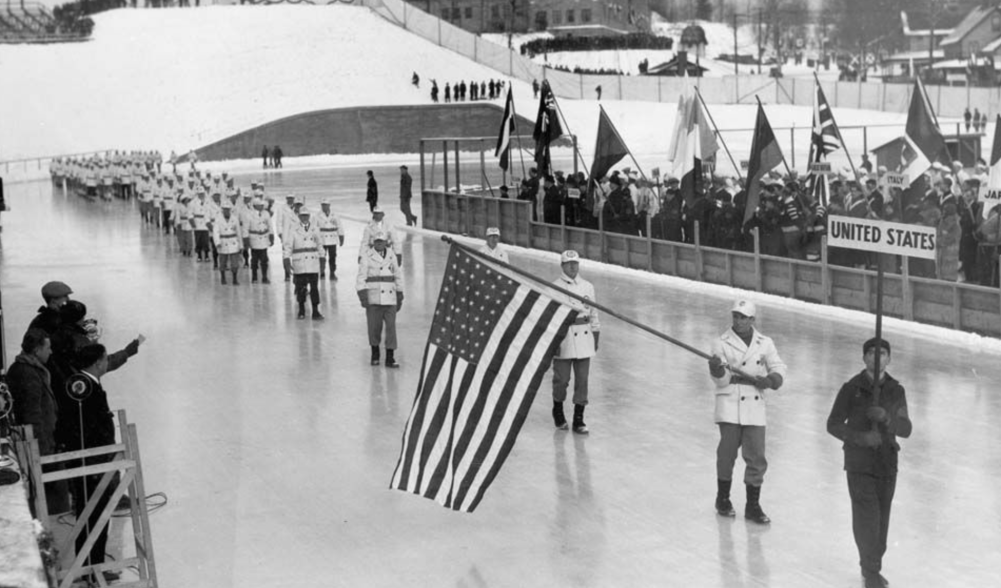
[743,103,784,224]
[588,106,629,193]
[900,79,948,215]
[807,81,843,208]
[985,114,1001,218]
[495,87,515,171]
[390,246,577,513]
[532,80,563,175]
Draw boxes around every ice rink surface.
[2,167,1000,588]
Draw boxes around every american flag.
[808,81,843,208]
[390,246,577,512]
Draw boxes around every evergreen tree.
[696,0,713,21]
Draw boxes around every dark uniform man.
[826,338,912,588]
[366,170,379,212]
[399,165,417,226]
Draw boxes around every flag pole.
[548,90,601,184]
[813,71,863,182]
[756,96,793,177]
[695,87,743,180]
[507,87,529,182]
[442,234,713,362]
[599,105,650,184]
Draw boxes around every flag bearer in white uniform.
[316,200,345,279]
[551,250,599,435]
[284,208,326,320]
[479,227,509,263]
[707,299,787,525]
[359,207,401,265]
[357,232,403,367]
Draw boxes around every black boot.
[715,479,736,517]
[252,269,258,283]
[220,271,227,285]
[385,348,399,368]
[312,305,324,320]
[552,401,568,430]
[231,270,239,285]
[572,404,589,435]
[370,346,380,366]
[297,304,306,320]
[745,484,770,524]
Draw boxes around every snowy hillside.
[1,5,912,175]
[0,5,520,159]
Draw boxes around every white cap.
[486,227,501,237]
[731,299,756,318]
[372,206,385,214]
[294,195,305,205]
[560,250,580,264]
[321,199,331,206]
[298,207,311,217]
[221,202,233,210]
[372,230,389,241]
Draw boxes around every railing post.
[901,257,913,321]
[753,227,762,292]
[454,140,460,195]
[442,140,449,194]
[419,140,426,193]
[598,210,606,263]
[646,214,653,272]
[821,235,830,305]
[694,220,703,281]
[560,206,567,250]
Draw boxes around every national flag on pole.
[807,81,842,208]
[588,106,629,189]
[495,87,515,171]
[390,247,577,513]
[667,77,719,205]
[532,80,563,175]
[984,114,1001,218]
[743,103,784,224]
[901,79,947,186]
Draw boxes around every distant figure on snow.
[412,72,420,87]
[596,85,602,100]
[366,170,378,212]
[444,83,451,103]
[262,146,270,169]
[431,80,439,103]
[273,145,283,169]
[532,79,540,98]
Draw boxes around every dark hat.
[400,165,408,170]
[41,281,73,301]
[59,300,88,324]
[863,337,891,355]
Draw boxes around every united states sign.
[827,215,936,260]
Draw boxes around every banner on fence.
[827,215,936,259]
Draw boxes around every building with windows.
[411,0,650,35]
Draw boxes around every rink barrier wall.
[360,0,1001,118]
[191,104,535,162]
[422,190,1001,337]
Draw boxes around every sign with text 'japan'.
[983,187,1001,218]
[808,161,832,175]
[827,215,936,260]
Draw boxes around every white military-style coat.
[709,328,787,426]
[316,211,344,247]
[356,247,403,306]
[189,199,209,231]
[212,213,245,255]
[359,220,400,256]
[283,220,325,274]
[479,244,510,264]
[246,209,274,250]
[553,272,600,360]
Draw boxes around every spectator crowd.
[521,33,674,58]
[426,77,508,103]
[500,161,1001,287]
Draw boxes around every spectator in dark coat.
[399,165,417,226]
[366,170,379,212]
[273,145,283,168]
[262,146,270,169]
[542,175,564,224]
[602,178,636,234]
[518,168,540,221]
[7,329,70,513]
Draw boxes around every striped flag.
[985,114,1001,219]
[743,103,784,224]
[495,87,515,171]
[807,81,842,208]
[391,246,577,513]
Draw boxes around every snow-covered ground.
[1,6,955,177]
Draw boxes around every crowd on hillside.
[500,162,1001,287]
[520,33,674,58]
[422,75,508,103]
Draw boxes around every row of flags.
[396,76,998,515]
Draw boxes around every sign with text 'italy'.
[827,215,936,260]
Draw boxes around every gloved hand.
[124,338,140,357]
[593,332,600,351]
[866,406,888,423]
[708,355,726,377]
[339,236,345,247]
[358,291,369,308]
[854,430,882,448]
[396,291,404,311]
[397,254,403,266]
[269,235,275,247]
[243,237,250,249]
